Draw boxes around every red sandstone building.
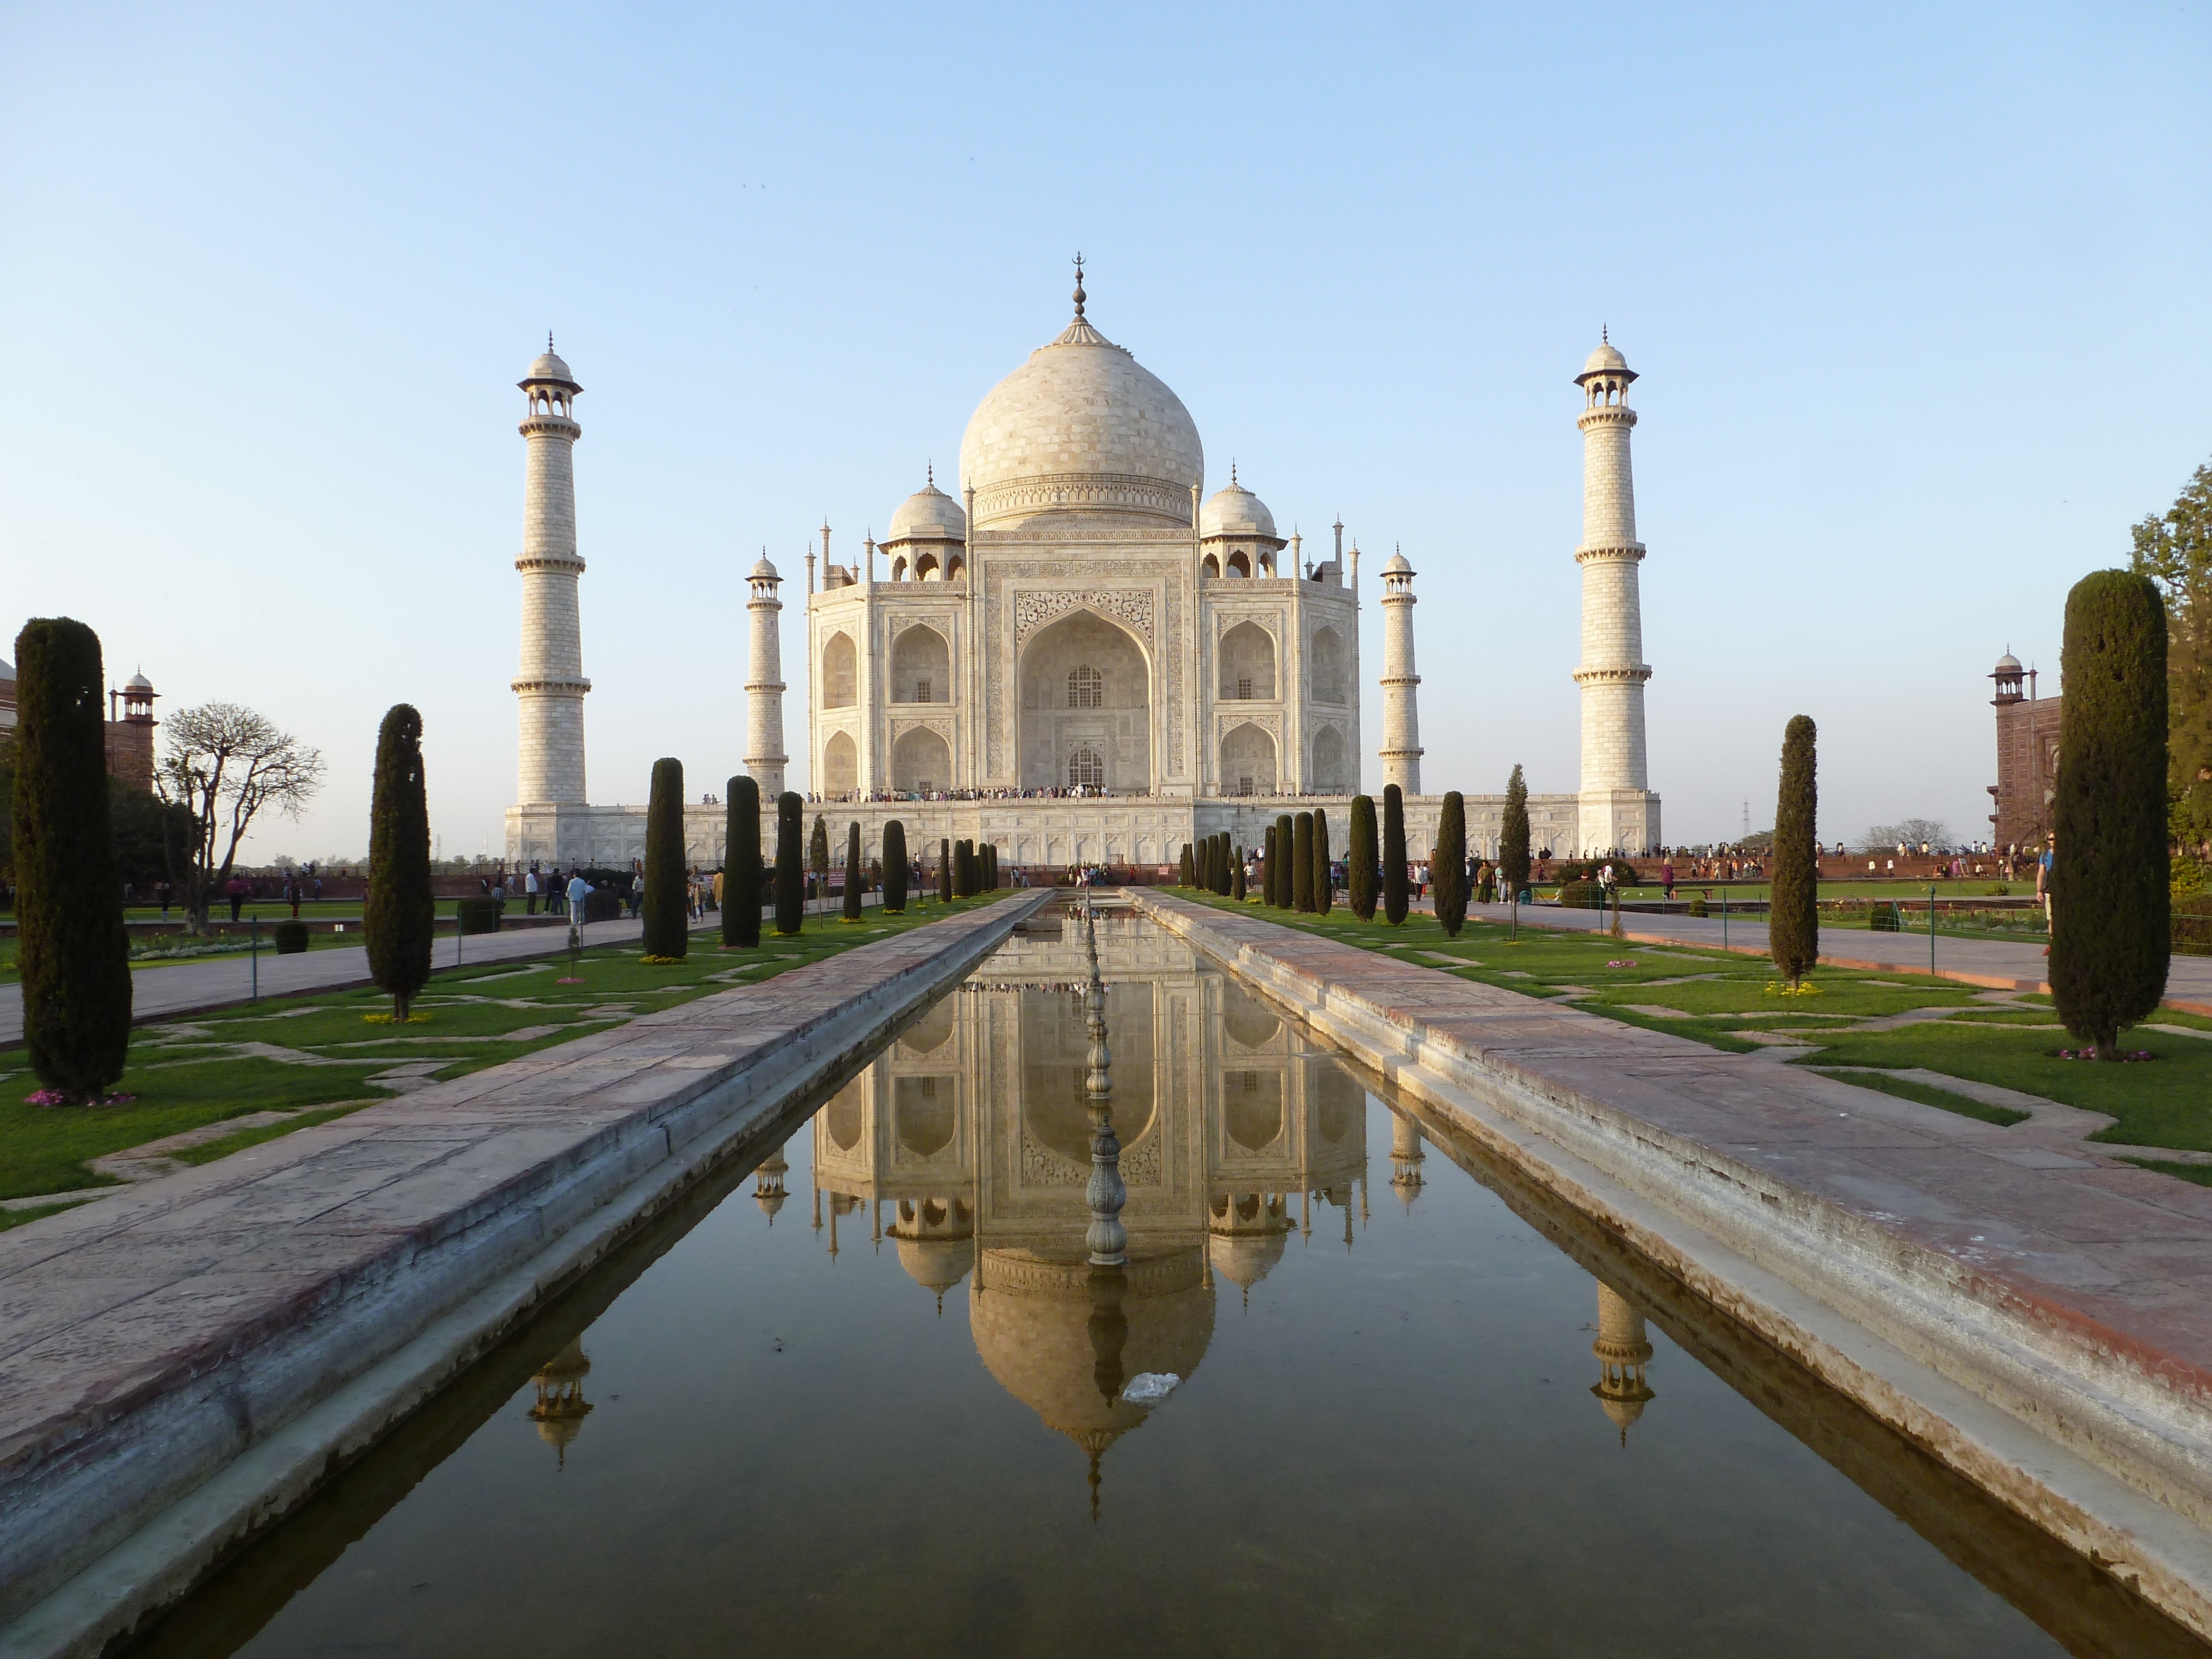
[0,654,160,794]
[1988,652,2061,849]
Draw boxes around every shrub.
[1348,795,1378,921]
[1869,902,1900,932]
[1688,894,1709,919]
[1986,882,2012,898]
[273,918,310,954]
[366,703,434,1023]
[456,896,504,935]
[724,776,761,947]
[643,756,688,960]
[774,792,804,934]
[2052,569,2171,1056]
[883,820,909,913]
[1434,791,1467,937]
[1312,808,1332,917]
[1382,786,1408,925]
[582,887,624,923]
[1499,765,1530,899]
[844,822,864,921]
[1559,880,1602,909]
[12,618,132,1100]
[1770,715,1819,985]
[1293,812,1315,912]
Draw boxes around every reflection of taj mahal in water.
[526,917,1663,1490]
[505,267,1663,869]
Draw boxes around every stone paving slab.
[1134,889,2212,1603]
[0,893,1051,1640]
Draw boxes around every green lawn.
[1169,889,2206,1154]
[0,895,1004,1201]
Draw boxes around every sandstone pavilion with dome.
[502,275,1662,870]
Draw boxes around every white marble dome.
[1200,476,1278,543]
[886,477,967,544]
[750,554,779,580]
[959,308,1203,530]
[523,345,578,387]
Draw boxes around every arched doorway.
[893,727,950,795]
[1219,621,1275,701]
[821,730,858,796]
[892,626,949,705]
[822,632,857,708]
[1018,610,1150,792]
[1309,626,1347,704]
[1310,725,1353,793]
[1220,722,1277,796]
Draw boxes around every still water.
[134,912,2199,1657]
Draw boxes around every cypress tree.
[810,815,831,913]
[722,776,761,947]
[1214,831,1229,895]
[844,822,865,921]
[2051,570,2171,1057]
[1382,785,1409,925]
[1435,791,1469,937]
[939,838,953,902]
[1293,812,1316,912]
[1275,814,1294,906]
[774,792,804,935]
[1219,832,1235,896]
[1261,825,1278,906]
[1312,808,1333,916]
[642,757,688,959]
[960,839,978,898]
[1207,832,1224,895]
[1348,794,1379,921]
[883,819,909,913]
[1180,842,1195,886]
[1771,717,1819,986]
[988,843,999,889]
[364,701,434,1023]
[14,618,131,1098]
[1232,845,1247,900]
[1500,765,1531,901]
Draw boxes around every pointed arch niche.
[1018,609,1151,792]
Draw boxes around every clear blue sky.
[4,3,2206,860]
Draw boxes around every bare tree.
[157,703,325,931]
[1859,818,1952,855]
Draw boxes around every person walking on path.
[226,875,248,922]
[628,865,645,920]
[566,869,590,917]
[1660,856,1676,902]
[524,864,539,915]
[2037,832,2056,955]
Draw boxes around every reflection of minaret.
[754,1140,789,1223]
[1085,1264,1129,1519]
[1590,1283,1655,1446]
[528,1337,595,1468]
[1082,899,1128,1268]
[1389,1111,1426,1208]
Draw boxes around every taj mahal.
[504,267,1660,871]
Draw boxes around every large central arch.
[1018,609,1152,791]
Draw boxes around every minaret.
[745,554,788,798]
[1573,332,1654,855]
[1590,1282,1656,1447]
[1378,546,1422,795]
[514,338,589,804]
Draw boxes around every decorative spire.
[1072,251,1086,320]
[1230,460,1238,487]
[927,461,934,487]
[548,330,556,352]
[1602,323,1608,344]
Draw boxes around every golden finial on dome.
[1072,251,1086,320]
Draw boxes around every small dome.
[126,670,153,692]
[522,341,579,389]
[1200,478,1279,543]
[1583,341,1627,375]
[750,554,779,580]
[1993,652,2022,674]
[1381,548,1413,576]
[887,478,967,544]
[0,658,14,683]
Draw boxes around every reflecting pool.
[132,911,2204,1657]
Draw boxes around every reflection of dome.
[959,281,1203,531]
[528,1338,595,1465]
[1207,1229,1287,1293]
[887,475,967,544]
[896,1235,976,1311]
[970,1248,1213,1464]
